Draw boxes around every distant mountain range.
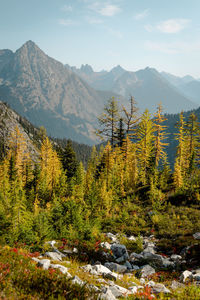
[0,40,199,144]
[68,63,199,113]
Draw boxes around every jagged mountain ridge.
[0,41,125,144]
[70,64,198,113]
[0,40,199,146]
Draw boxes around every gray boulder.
[152,283,171,294]
[140,265,156,278]
[98,287,117,300]
[104,262,127,273]
[111,243,129,261]
[109,284,131,298]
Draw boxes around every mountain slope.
[0,41,116,144]
[0,101,39,160]
[177,80,200,105]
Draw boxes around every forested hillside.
[1,97,200,299]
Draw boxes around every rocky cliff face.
[0,101,39,160]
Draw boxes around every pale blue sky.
[1,0,200,77]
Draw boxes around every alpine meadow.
[0,1,200,299]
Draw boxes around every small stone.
[128,286,138,294]
[37,259,51,270]
[140,278,146,285]
[128,236,136,241]
[71,275,85,286]
[193,273,200,281]
[105,233,119,243]
[103,272,118,281]
[100,242,111,250]
[171,254,182,261]
[171,280,185,290]
[45,252,62,261]
[98,287,116,300]
[130,252,144,261]
[147,280,155,287]
[46,240,57,248]
[180,270,193,283]
[109,284,130,298]
[162,258,175,269]
[132,265,140,270]
[153,283,171,294]
[193,232,200,239]
[141,265,156,278]
[124,261,132,270]
[50,264,69,274]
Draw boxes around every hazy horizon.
[1,0,200,77]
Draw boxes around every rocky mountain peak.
[80,64,94,75]
[110,65,125,77]
[18,40,41,53]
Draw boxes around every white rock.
[105,233,119,243]
[109,284,131,298]
[45,252,62,261]
[170,254,182,261]
[147,280,155,287]
[98,287,116,300]
[128,236,136,241]
[180,270,193,283]
[193,232,200,239]
[93,264,112,275]
[100,242,111,250]
[71,275,85,286]
[50,264,69,274]
[37,259,51,270]
[73,247,78,253]
[153,283,171,294]
[128,286,138,294]
[46,240,57,248]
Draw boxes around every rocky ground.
[29,232,200,299]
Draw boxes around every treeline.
[0,98,200,246]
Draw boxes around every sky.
[1,0,200,77]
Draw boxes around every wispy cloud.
[157,19,190,33]
[134,9,149,21]
[58,19,79,26]
[89,2,121,17]
[62,5,73,12]
[145,40,200,54]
